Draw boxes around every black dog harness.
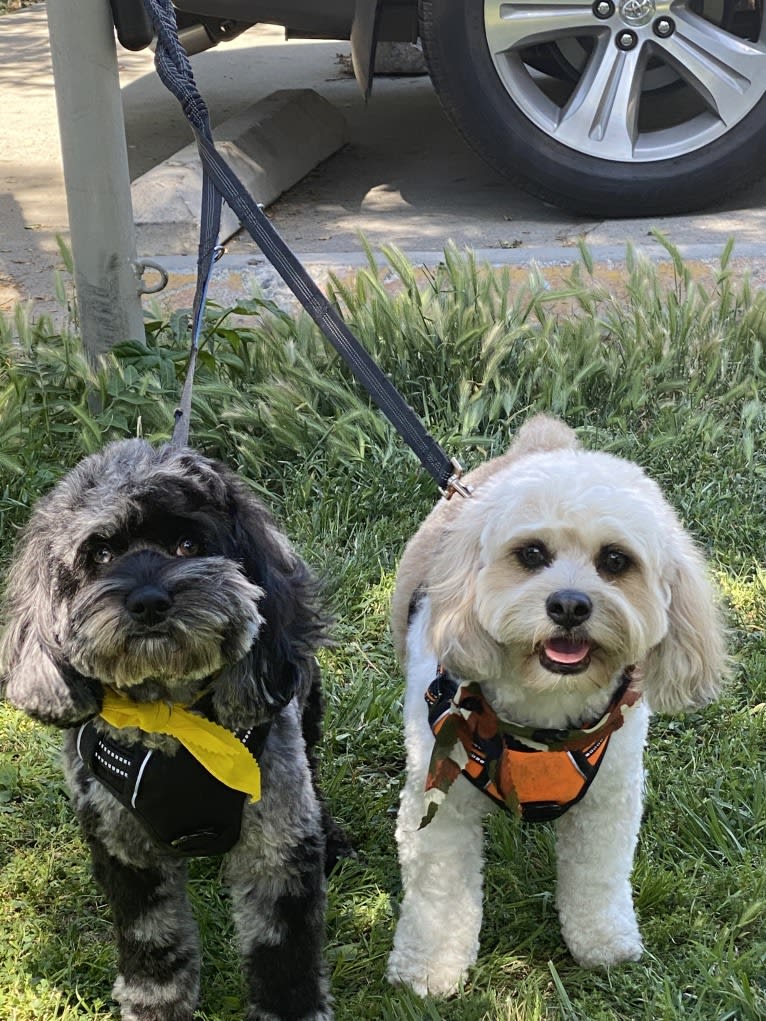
[76,710,270,856]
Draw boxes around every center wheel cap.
[619,0,656,25]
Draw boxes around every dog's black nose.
[546,589,592,628]
[125,584,172,625]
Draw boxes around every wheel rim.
[484,0,766,161]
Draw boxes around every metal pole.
[47,0,145,358]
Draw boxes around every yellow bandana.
[100,689,261,803]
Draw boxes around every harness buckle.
[440,458,474,500]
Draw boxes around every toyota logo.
[619,0,656,24]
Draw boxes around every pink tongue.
[545,638,590,664]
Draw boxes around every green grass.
[1,237,765,1020]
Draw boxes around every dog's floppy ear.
[214,472,327,722]
[0,522,101,726]
[641,529,727,713]
[425,518,506,680]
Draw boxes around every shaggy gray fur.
[0,439,338,1020]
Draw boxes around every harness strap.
[421,669,641,827]
[142,0,467,496]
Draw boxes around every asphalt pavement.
[3,2,766,323]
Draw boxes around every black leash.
[142,0,470,498]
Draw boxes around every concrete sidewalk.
[2,2,766,325]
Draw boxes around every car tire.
[418,0,766,216]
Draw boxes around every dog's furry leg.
[554,700,650,968]
[388,770,486,998]
[228,703,332,1021]
[87,840,200,1021]
[230,831,330,1021]
[64,745,201,1021]
[387,625,487,999]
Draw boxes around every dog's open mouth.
[539,637,592,674]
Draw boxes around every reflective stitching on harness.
[97,744,131,767]
[94,749,129,779]
[567,750,587,779]
[132,750,154,810]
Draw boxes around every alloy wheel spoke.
[655,11,766,124]
[554,38,643,156]
[487,0,600,51]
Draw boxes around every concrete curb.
[141,241,766,321]
[155,240,756,270]
[131,88,347,255]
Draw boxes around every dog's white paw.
[386,952,467,998]
[565,926,643,969]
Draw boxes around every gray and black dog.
[0,438,346,1021]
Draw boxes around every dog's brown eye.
[92,545,114,565]
[598,547,632,576]
[516,543,551,569]
[175,537,200,558]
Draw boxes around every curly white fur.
[387,416,727,996]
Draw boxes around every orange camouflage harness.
[421,668,641,827]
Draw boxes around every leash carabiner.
[439,459,474,500]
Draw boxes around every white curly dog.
[387,416,726,997]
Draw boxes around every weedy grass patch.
[0,238,764,1020]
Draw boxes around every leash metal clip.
[440,458,473,500]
